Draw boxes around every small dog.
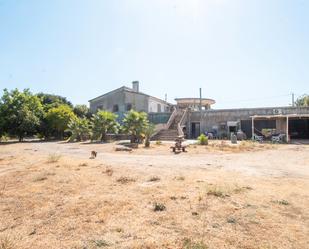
[90,151,97,159]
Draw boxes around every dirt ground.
[0,141,309,249]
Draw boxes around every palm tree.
[122,110,149,144]
[144,123,156,147]
[67,117,91,142]
[91,111,119,142]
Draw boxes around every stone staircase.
[151,129,179,141]
[151,109,185,141]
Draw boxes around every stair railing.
[177,108,188,137]
[166,106,178,129]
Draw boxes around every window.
[126,103,132,111]
[157,104,161,113]
[113,104,119,112]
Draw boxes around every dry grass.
[206,140,276,153]
[116,176,136,184]
[183,238,209,249]
[0,183,6,197]
[0,142,309,249]
[206,183,252,198]
[46,153,61,163]
[0,235,16,249]
[148,175,160,182]
[102,166,113,176]
[78,162,88,167]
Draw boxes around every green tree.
[144,123,156,148]
[73,104,91,118]
[37,92,73,111]
[295,94,309,107]
[0,89,44,141]
[91,111,119,141]
[45,105,77,139]
[122,110,149,144]
[36,93,74,139]
[66,117,91,142]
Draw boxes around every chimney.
[132,81,139,92]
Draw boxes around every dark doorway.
[191,122,200,139]
[228,126,237,133]
[289,118,309,139]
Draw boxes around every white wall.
[148,97,169,113]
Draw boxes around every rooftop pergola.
[250,114,309,142]
[175,98,215,110]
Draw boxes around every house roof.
[88,85,173,105]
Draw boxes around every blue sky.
[0,0,308,108]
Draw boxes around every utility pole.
[199,88,202,122]
[292,93,295,107]
[199,88,202,111]
[165,93,167,102]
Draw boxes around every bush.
[0,133,9,142]
[197,134,208,145]
[153,202,166,212]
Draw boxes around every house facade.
[89,82,309,142]
[89,81,172,114]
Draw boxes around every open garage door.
[289,118,309,139]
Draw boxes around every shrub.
[148,176,160,182]
[0,133,9,142]
[197,134,208,145]
[153,202,166,212]
[277,199,289,205]
[155,140,162,145]
[45,105,77,139]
